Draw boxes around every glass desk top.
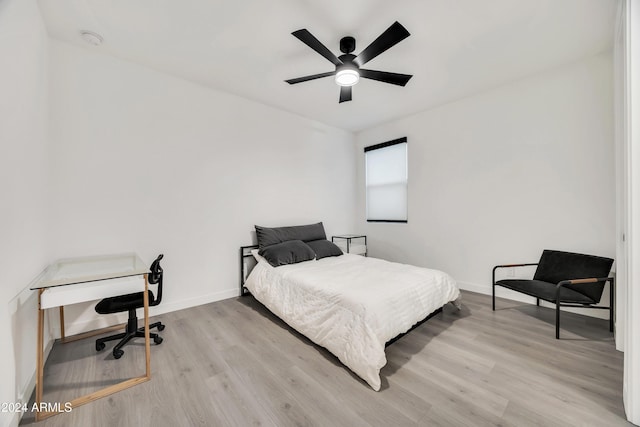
[30,253,149,290]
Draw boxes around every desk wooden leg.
[34,269,152,421]
[35,289,45,422]
[59,306,65,340]
[143,273,151,378]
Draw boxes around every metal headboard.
[239,245,258,296]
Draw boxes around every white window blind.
[365,138,408,222]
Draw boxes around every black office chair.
[95,254,165,359]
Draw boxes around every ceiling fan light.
[335,69,359,86]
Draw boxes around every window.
[365,137,408,222]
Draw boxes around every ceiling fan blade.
[360,69,413,86]
[292,29,343,66]
[285,71,335,84]
[354,21,410,67]
[339,86,352,103]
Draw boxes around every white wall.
[621,0,640,422]
[615,0,628,352]
[356,53,615,317]
[0,1,51,426]
[47,41,357,334]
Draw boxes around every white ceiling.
[37,0,616,132]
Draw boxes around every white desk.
[30,253,151,421]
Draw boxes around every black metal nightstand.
[332,235,367,256]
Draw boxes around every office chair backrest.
[148,254,164,306]
[533,250,613,303]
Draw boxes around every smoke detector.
[80,30,103,46]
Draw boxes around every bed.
[240,223,461,391]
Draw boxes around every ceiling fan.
[285,21,413,103]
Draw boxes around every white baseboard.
[8,411,20,427]
[457,281,610,320]
[153,288,239,315]
[14,338,54,427]
[61,288,240,336]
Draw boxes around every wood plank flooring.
[20,290,630,426]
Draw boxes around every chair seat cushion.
[95,290,155,314]
[495,279,597,304]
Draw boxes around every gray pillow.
[258,240,316,267]
[255,222,326,249]
[306,239,343,259]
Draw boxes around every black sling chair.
[492,250,614,339]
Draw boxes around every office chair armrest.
[492,263,538,284]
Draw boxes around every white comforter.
[244,253,460,391]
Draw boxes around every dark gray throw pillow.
[258,240,316,267]
[255,222,327,248]
[306,239,343,259]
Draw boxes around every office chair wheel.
[157,324,165,331]
[154,336,163,345]
[96,342,105,352]
[113,349,124,359]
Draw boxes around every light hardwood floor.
[21,290,630,427]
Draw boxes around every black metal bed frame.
[240,244,259,296]
[385,306,443,347]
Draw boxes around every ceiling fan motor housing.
[340,36,356,54]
